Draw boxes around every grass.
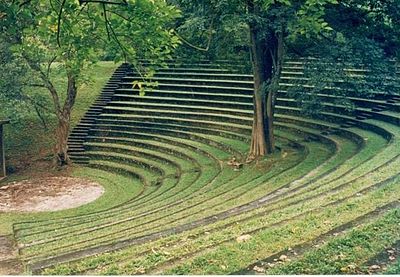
[37,108,400,274]
[163,186,400,275]
[267,208,400,274]
[385,258,400,274]
[18,117,396,272]
[0,167,142,235]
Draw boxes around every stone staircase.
[67,63,131,164]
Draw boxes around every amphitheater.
[12,60,400,274]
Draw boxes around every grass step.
[119,82,254,95]
[85,142,193,172]
[126,72,253,81]
[114,89,252,102]
[107,101,253,116]
[87,160,147,184]
[102,106,252,124]
[132,67,233,74]
[121,77,253,88]
[86,146,178,175]
[94,114,252,138]
[86,151,170,177]
[112,94,253,110]
[89,125,246,158]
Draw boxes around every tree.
[171,0,338,159]
[172,0,399,160]
[1,0,180,166]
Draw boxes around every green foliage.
[0,37,52,124]
[286,0,400,115]
[1,0,180,85]
[169,0,345,75]
[1,0,181,161]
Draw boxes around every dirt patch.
[0,235,22,275]
[0,177,104,212]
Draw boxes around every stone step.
[67,143,83,148]
[390,95,400,101]
[127,71,253,81]
[121,77,253,88]
[85,111,101,116]
[358,112,373,119]
[114,89,253,101]
[110,95,252,110]
[100,90,116,93]
[70,156,89,164]
[372,107,385,112]
[68,136,85,144]
[72,127,89,132]
[119,82,254,95]
[340,123,353,128]
[80,118,95,123]
[88,107,103,112]
[81,115,97,120]
[70,132,88,137]
[355,115,368,120]
[68,147,85,152]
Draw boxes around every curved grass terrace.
[4,60,400,274]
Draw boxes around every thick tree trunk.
[247,1,285,161]
[248,24,275,160]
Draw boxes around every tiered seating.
[12,59,400,274]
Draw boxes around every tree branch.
[47,55,57,78]
[105,8,130,21]
[22,94,51,112]
[22,83,47,88]
[106,17,128,62]
[33,104,49,130]
[173,17,214,52]
[57,0,67,47]
[23,54,62,115]
[103,3,111,40]
[79,0,128,5]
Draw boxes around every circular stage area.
[0,177,104,212]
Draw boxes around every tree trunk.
[247,0,285,161]
[54,73,77,166]
[55,114,71,166]
[248,23,276,160]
